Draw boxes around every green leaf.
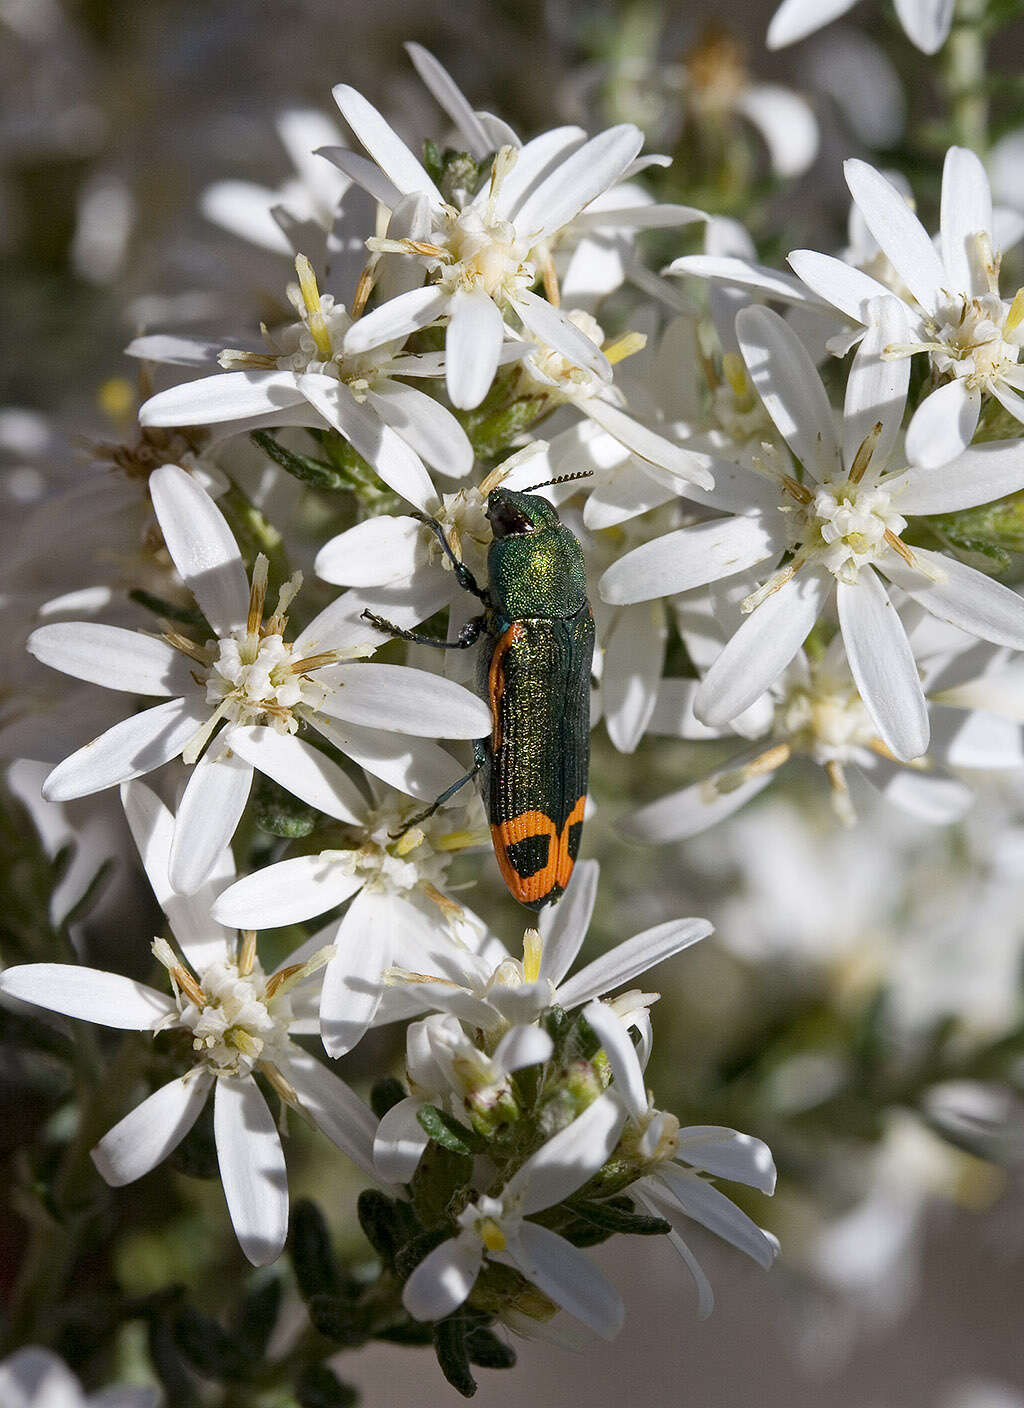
[370,1076,407,1119]
[251,430,350,491]
[433,1314,477,1398]
[417,1104,485,1155]
[291,1199,345,1300]
[570,1198,672,1236]
[357,1189,404,1266]
[128,587,207,628]
[253,772,318,838]
[393,1225,452,1281]
[296,1364,359,1407]
[235,1274,283,1358]
[306,1295,369,1348]
[167,1099,219,1180]
[173,1308,249,1381]
[464,1324,516,1369]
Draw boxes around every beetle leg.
[361,609,486,649]
[410,512,489,601]
[388,750,487,837]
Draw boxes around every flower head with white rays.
[768,0,954,54]
[27,462,491,893]
[0,782,383,1266]
[135,254,476,510]
[401,1092,628,1337]
[581,1000,778,1318]
[212,784,490,1058]
[600,300,1024,762]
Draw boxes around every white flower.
[0,781,382,1266]
[211,785,489,1057]
[27,463,491,892]
[401,1092,627,1336]
[581,1000,778,1318]
[378,858,711,1032]
[768,0,954,55]
[600,301,1024,762]
[134,255,476,511]
[0,1347,157,1408]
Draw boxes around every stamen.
[237,929,258,977]
[260,1059,302,1113]
[264,569,303,635]
[181,699,230,765]
[722,351,749,402]
[882,529,918,568]
[392,826,425,857]
[351,255,379,320]
[294,254,333,361]
[824,760,856,827]
[265,944,336,999]
[742,561,799,613]
[540,247,560,307]
[780,474,813,505]
[746,743,792,777]
[848,421,883,484]
[218,349,279,370]
[1005,288,1024,336]
[522,928,542,984]
[247,553,269,635]
[162,630,209,664]
[479,1218,507,1252]
[435,827,491,851]
[422,882,465,925]
[152,937,206,1007]
[603,331,648,365]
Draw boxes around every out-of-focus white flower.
[601,302,1024,761]
[768,0,954,56]
[583,1000,778,1316]
[401,1092,627,1336]
[0,781,382,1265]
[27,464,490,893]
[0,1346,157,1408]
[212,784,488,1057]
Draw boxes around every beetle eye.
[488,501,534,538]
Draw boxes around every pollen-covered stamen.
[775,662,880,768]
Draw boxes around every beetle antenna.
[519,471,593,493]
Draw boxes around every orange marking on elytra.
[491,795,586,905]
[488,622,525,753]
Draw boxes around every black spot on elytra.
[505,832,551,878]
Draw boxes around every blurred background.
[3,0,1024,1403]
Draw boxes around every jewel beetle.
[362,477,594,909]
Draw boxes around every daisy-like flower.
[0,782,382,1266]
[0,1347,158,1408]
[583,1000,778,1317]
[768,0,953,55]
[378,858,711,1034]
[785,149,1024,466]
[600,300,1024,761]
[401,1091,628,1337]
[134,252,477,511]
[373,1012,555,1182]
[27,463,491,893]
[211,783,491,1057]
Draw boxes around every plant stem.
[945,0,989,154]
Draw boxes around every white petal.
[620,770,774,843]
[676,1127,777,1193]
[405,43,493,159]
[342,286,449,354]
[505,1222,624,1340]
[92,1069,213,1185]
[278,1044,379,1181]
[580,1001,648,1118]
[494,1024,554,1073]
[140,371,305,428]
[859,755,973,822]
[214,1076,289,1266]
[845,159,945,315]
[930,703,1024,768]
[905,379,981,470]
[506,1093,627,1213]
[373,1095,430,1183]
[27,623,191,697]
[228,726,368,823]
[582,397,714,488]
[582,462,678,529]
[842,297,910,474]
[445,288,506,410]
[538,857,599,988]
[42,697,206,801]
[367,382,474,478]
[213,855,363,929]
[647,679,730,739]
[767,0,857,47]
[297,374,438,513]
[606,601,668,756]
[491,126,586,221]
[655,1163,777,1268]
[149,463,249,635]
[885,545,1024,650]
[890,438,1024,513]
[319,889,392,1056]
[200,179,294,254]
[307,714,469,801]
[837,570,928,762]
[315,146,403,209]
[0,964,175,1029]
[121,780,231,971]
[558,918,711,1011]
[941,146,993,294]
[312,515,422,587]
[320,663,491,737]
[513,124,643,244]
[126,332,234,366]
[403,1233,482,1321]
[787,249,894,323]
[0,1347,86,1408]
[695,568,830,725]
[665,254,824,306]
[600,517,779,605]
[895,0,954,52]
[331,84,442,204]
[634,1184,714,1318]
[735,306,841,479]
[169,748,253,895]
[737,85,819,178]
[514,290,611,384]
